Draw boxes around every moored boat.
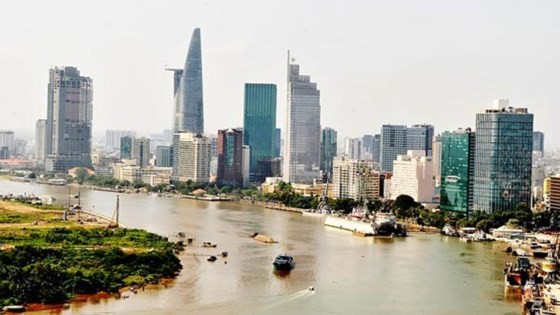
[273,254,295,270]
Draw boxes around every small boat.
[273,254,295,271]
[202,242,217,248]
[2,305,25,313]
[504,257,532,288]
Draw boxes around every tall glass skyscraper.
[440,129,476,214]
[243,83,277,182]
[407,124,435,156]
[473,100,533,213]
[533,131,544,157]
[45,66,93,172]
[170,28,203,134]
[380,125,407,172]
[320,127,337,181]
[283,53,321,184]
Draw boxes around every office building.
[320,127,337,181]
[439,129,476,214]
[473,100,533,213]
[243,83,277,182]
[533,131,544,158]
[132,137,151,167]
[35,120,47,161]
[332,156,380,201]
[106,130,136,150]
[344,138,362,160]
[283,53,321,184]
[14,139,26,156]
[432,135,442,187]
[380,125,407,172]
[45,66,93,172]
[217,128,244,187]
[361,134,374,161]
[391,150,435,203]
[169,28,204,134]
[549,176,560,211]
[120,136,133,160]
[407,124,435,157]
[172,132,211,183]
[0,131,15,155]
[275,128,281,158]
[372,134,381,163]
[156,146,173,167]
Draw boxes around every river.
[0,180,520,315]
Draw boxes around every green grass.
[0,209,62,224]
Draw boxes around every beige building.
[114,165,172,186]
[549,176,560,211]
[391,150,434,203]
[332,156,380,201]
[172,132,211,183]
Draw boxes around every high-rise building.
[344,138,362,160]
[473,100,533,213]
[45,66,93,172]
[243,83,277,182]
[320,127,337,181]
[106,130,136,150]
[217,129,244,187]
[0,131,15,155]
[361,134,374,161]
[533,131,544,158]
[380,125,407,172]
[120,136,133,160]
[332,156,380,201]
[170,28,204,134]
[283,53,321,184]
[372,134,381,163]
[35,120,47,161]
[432,135,443,187]
[172,132,211,183]
[439,129,476,214]
[550,176,560,211]
[156,146,173,167]
[14,139,26,156]
[391,150,435,203]
[407,124,435,157]
[132,137,151,167]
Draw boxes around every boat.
[372,212,402,236]
[504,257,532,288]
[273,254,295,270]
[441,224,460,237]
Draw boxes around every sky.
[1,0,559,147]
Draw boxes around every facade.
[105,130,136,150]
[472,100,533,213]
[361,134,375,161]
[332,156,380,201]
[391,150,435,203]
[114,165,172,186]
[170,28,204,134]
[243,83,277,182]
[132,137,151,167]
[439,129,476,214]
[14,139,26,156]
[283,53,321,184]
[274,128,281,157]
[432,135,442,187]
[45,66,93,172]
[156,146,173,167]
[320,127,337,181]
[120,136,133,159]
[549,176,560,211]
[407,124,435,157]
[380,125,407,172]
[0,131,15,155]
[217,129,244,187]
[372,134,381,163]
[35,120,47,161]
[172,132,211,183]
[344,138,362,160]
[533,131,544,158]
[242,145,250,186]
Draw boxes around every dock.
[264,205,303,214]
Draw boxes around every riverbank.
[0,200,183,312]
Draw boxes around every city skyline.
[0,1,558,147]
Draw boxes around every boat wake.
[255,288,316,312]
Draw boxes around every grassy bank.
[0,201,183,309]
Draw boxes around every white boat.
[302,209,328,217]
[324,215,376,235]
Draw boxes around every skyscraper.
[380,125,407,172]
[45,66,93,172]
[344,138,362,160]
[361,134,374,161]
[217,128,244,187]
[120,136,133,160]
[283,53,321,184]
[170,28,204,134]
[432,135,443,187]
[35,120,47,161]
[473,100,533,213]
[132,137,151,167]
[156,146,173,167]
[439,129,476,214]
[243,83,277,182]
[407,124,435,156]
[320,127,337,181]
[533,131,544,158]
[274,128,281,158]
[372,134,381,163]
[0,131,15,154]
[106,130,136,150]
[172,132,211,183]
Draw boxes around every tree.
[75,168,89,184]
[393,195,417,211]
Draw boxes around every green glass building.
[320,127,337,181]
[243,83,277,182]
[439,129,476,214]
[120,136,132,160]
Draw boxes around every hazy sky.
[1,0,559,147]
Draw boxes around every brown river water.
[0,180,520,315]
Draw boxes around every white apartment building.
[114,165,172,186]
[332,156,380,201]
[391,150,435,203]
[172,132,211,183]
